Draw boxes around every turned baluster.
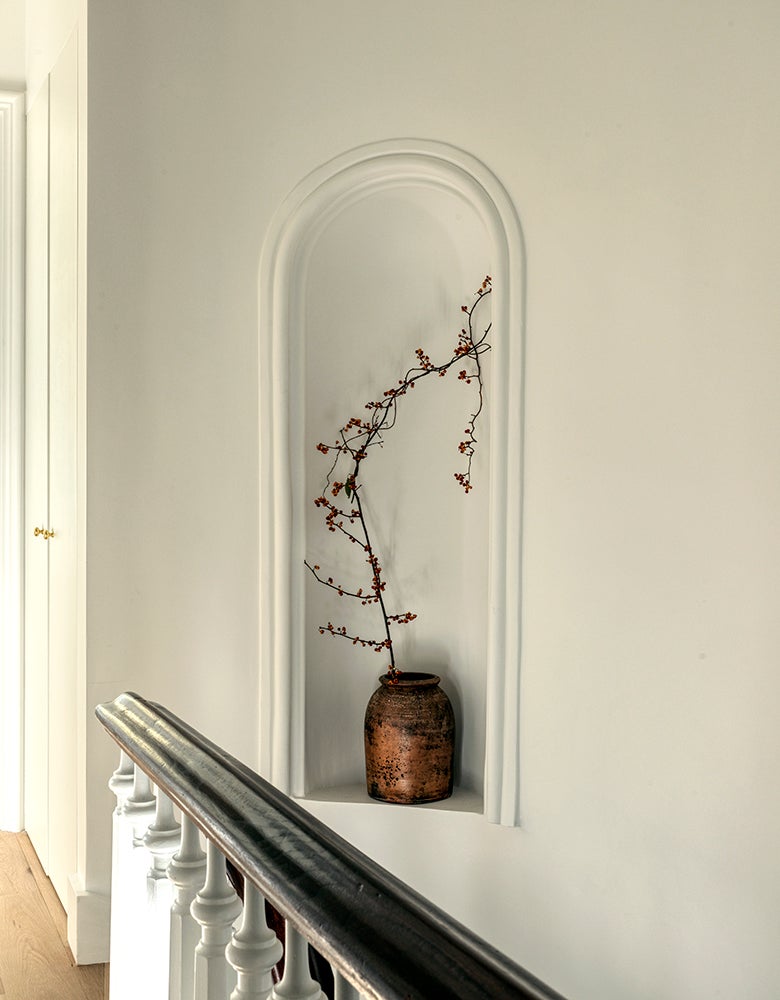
[124,764,157,844]
[191,838,243,1000]
[144,788,181,879]
[271,924,325,1000]
[107,762,158,1000]
[226,879,283,999]
[333,973,361,1000]
[107,752,137,1000]
[136,790,181,999]
[168,815,207,1000]
[108,750,135,813]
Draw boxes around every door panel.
[24,80,50,871]
[46,32,79,907]
[24,32,80,910]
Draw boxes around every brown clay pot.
[364,672,455,804]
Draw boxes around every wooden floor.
[0,831,107,1000]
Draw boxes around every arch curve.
[258,139,524,826]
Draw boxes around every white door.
[46,34,79,907]
[24,33,79,909]
[24,78,51,870]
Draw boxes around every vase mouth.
[379,671,441,688]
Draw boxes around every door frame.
[0,90,25,832]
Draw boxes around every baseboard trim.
[67,873,110,964]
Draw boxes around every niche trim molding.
[258,139,525,826]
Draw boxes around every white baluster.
[226,880,283,999]
[124,764,157,843]
[137,790,181,999]
[333,972,361,1000]
[108,749,135,812]
[108,764,159,1000]
[191,839,243,1000]
[108,776,137,1000]
[168,816,207,1000]
[145,789,181,878]
[271,924,325,1000]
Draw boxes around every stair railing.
[96,691,566,1000]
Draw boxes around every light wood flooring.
[0,831,107,1000]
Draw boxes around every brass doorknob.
[34,526,55,539]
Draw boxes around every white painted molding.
[258,139,525,826]
[0,91,25,832]
[67,874,111,964]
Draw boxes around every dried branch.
[305,277,492,679]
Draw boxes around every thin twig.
[307,277,492,679]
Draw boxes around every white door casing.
[0,90,25,833]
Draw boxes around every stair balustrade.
[97,691,566,1000]
[168,816,208,1000]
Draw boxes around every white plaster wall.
[0,0,25,88]
[25,0,84,105]
[85,2,780,997]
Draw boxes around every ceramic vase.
[364,672,455,804]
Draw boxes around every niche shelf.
[258,140,524,826]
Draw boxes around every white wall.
[25,0,84,105]
[85,2,780,997]
[0,0,24,88]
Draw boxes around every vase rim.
[379,671,441,688]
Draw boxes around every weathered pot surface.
[364,671,455,804]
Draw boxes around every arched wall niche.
[258,139,525,826]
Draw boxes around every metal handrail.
[96,691,567,1000]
